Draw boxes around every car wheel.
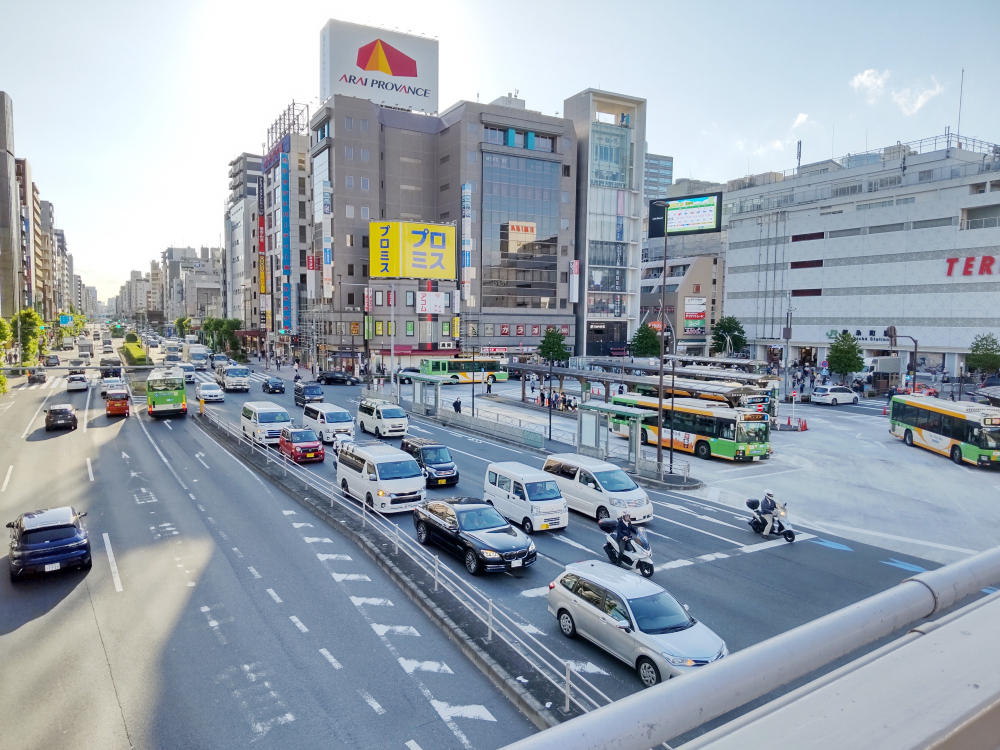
[695,441,712,460]
[904,429,914,447]
[852,397,858,405]
[596,506,610,522]
[416,522,430,545]
[522,517,534,535]
[951,445,964,465]
[636,657,661,688]
[464,549,480,575]
[831,398,838,406]
[558,610,576,638]
[365,493,375,509]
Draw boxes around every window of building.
[790,259,824,269]
[346,235,354,247]
[347,264,355,276]
[406,291,415,305]
[362,235,369,248]
[561,246,568,256]
[360,119,368,132]
[791,288,822,297]
[440,212,450,220]
[485,127,504,144]
[791,231,825,242]
[468,122,478,135]
[562,165,571,177]
[439,155,450,164]
[440,183,450,192]
[514,131,524,148]
[467,150,477,164]
[360,148,369,162]
[347,292,355,305]
[535,136,553,153]
[266,214,272,230]
[345,117,353,130]
[298,225,306,243]
[563,136,572,152]
[560,272,568,283]
[560,298,567,309]
[561,218,570,230]
[346,175,354,188]
[361,206,369,220]
[362,264,368,276]
[896,196,915,205]
[346,205,355,219]
[918,170,934,182]
[361,177,369,191]
[562,191,570,203]
[375,290,383,306]
[298,201,306,219]
[300,273,306,285]
[345,146,353,160]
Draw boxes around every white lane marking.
[697,552,730,561]
[164,420,173,430]
[710,468,805,484]
[550,535,597,553]
[520,586,550,598]
[289,616,309,633]
[1,465,12,492]
[317,553,352,561]
[195,451,209,469]
[135,413,188,490]
[292,523,313,529]
[86,458,94,482]
[82,385,91,431]
[564,660,610,675]
[430,700,496,723]
[652,500,745,531]
[653,514,742,545]
[371,624,419,637]
[351,596,393,607]
[196,504,204,511]
[232,548,243,558]
[282,510,297,515]
[715,463,766,473]
[399,658,454,674]
[266,588,283,603]
[405,741,424,750]
[206,517,216,525]
[319,648,343,669]
[359,689,386,715]
[247,566,261,579]
[332,572,371,582]
[516,622,545,635]
[740,534,816,554]
[103,533,123,592]
[21,389,53,438]
[803,521,977,554]
[660,558,695,570]
[303,537,333,544]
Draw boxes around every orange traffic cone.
[801,419,808,431]
[882,404,887,416]
[787,416,791,426]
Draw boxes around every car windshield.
[22,525,80,544]
[148,378,184,392]
[627,591,694,634]
[267,377,282,384]
[380,407,406,419]
[227,368,249,377]
[737,421,769,444]
[291,430,319,443]
[201,383,220,390]
[303,385,322,395]
[258,411,290,423]
[377,459,422,480]
[327,412,352,423]
[457,507,508,531]
[526,480,561,501]
[594,469,638,492]
[422,447,452,463]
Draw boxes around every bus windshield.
[148,378,184,392]
[226,368,249,378]
[737,421,769,444]
[977,426,1000,450]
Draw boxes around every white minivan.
[303,403,355,443]
[483,462,569,535]
[337,441,426,513]
[542,454,653,523]
[357,398,408,438]
[240,401,293,445]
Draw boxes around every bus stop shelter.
[405,372,455,416]
[577,401,652,472]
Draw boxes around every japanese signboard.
[416,291,446,314]
[369,221,456,279]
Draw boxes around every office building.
[0,92,22,316]
[225,152,262,327]
[639,254,723,356]
[564,89,647,356]
[643,151,673,202]
[722,132,1000,374]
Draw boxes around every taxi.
[105,389,130,418]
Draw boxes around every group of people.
[791,366,826,391]
[535,390,577,411]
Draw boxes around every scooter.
[745,499,796,542]
[598,518,654,577]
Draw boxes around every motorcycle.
[598,518,654,578]
[745,499,796,542]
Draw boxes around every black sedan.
[262,376,285,394]
[413,498,536,575]
[398,367,421,384]
[45,404,78,431]
[316,370,359,386]
[7,507,91,582]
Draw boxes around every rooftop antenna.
[957,68,965,145]
[797,140,802,170]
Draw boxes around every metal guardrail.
[197,407,616,716]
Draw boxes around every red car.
[278,427,325,463]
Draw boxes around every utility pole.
[656,205,670,469]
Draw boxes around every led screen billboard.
[648,192,723,238]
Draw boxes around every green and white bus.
[419,357,509,384]
[610,394,771,461]
[146,367,187,417]
[889,395,1000,467]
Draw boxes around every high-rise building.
[0,92,21,317]
[225,152,262,327]
[643,151,673,202]
[564,89,647,356]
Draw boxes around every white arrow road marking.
[516,622,545,635]
[371,624,419,637]
[358,689,386,715]
[292,523,313,529]
[406,425,432,433]
[550,535,596,553]
[565,661,610,675]
[405,742,424,750]
[520,586,550,598]
[350,597,393,606]
[303,537,333,544]
[121,451,130,461]
[317,553,352,561]
[430,700,496,723]
[319,648,343,669]
[1,465,12,492]
[195,452,209,469]
[398,658,453,675]
[332,572,371,582]
[289,616,309,633]
[282,510,296,515]
[164,421,173,430]
[103,533,123,592]
[266,589,283,603]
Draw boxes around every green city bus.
[889,395,1000,467]
[419,357,509,384]
[147,367,187,417]
[610,393,771,461]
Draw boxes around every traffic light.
[884,326,897,348]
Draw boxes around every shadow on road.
[0,556,90,636]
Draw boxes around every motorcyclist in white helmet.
[760,490,777,539]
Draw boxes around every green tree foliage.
[711,316,747,356]
[629,323,661,358]
[174,316,191,337]
[221,318,244,354]
[0,317,11,347]
[538,329,569,365]
[201,317,219,350]
[10,309,44,364]
[121,342,148,365]
[827,331,864,380]
[125,332,138,343]
[966,332,1000,375]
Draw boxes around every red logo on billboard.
[516,325,525,336]
[356,39,417,77]
[531,324,540,336]
[500,324,510,336]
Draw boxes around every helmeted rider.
[760,489,777,539]
[616,512,636,563]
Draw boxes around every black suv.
[413,498,535,575]
[7,506,92,582]
[317,370,359,386]
[262,376,285,394]
[45,404,79,431]
[294,381,325,406]
[401,437,459,487]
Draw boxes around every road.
[0,361,536,749]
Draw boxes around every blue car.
[7,507,92,583]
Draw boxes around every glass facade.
[481,153,561,309]
[590,122,631,188]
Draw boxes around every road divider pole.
[565,663,572,712]
[434,556,439,592]
[488,599,493,642]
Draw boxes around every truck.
[861,356,907,389]
[183,343,210,370]
[62,335,75,351]
[77,336,94,358]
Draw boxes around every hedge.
[121,343,148,365]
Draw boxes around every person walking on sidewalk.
[486,378,492,395]
[452,396,462,413]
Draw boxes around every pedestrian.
[530,380,535,396]
[486,379,492,395]
[809,372,815,390]
[453,396,462,413]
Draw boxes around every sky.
[1,0,994,300]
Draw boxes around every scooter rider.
[760,490,777,539]
[616,512,636,562]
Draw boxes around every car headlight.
[718,643,728,659]
[609,496,626,507]
[661,652,696,667]
[481,550,501,559]
[528,541,535,552]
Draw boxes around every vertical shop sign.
[280,153,291,272]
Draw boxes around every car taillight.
[549,582,556,589]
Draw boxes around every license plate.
[45,563,60,572]
[438,479,446,485]
[753,456,760,461]
[540,523,549,530]
[306,453,315,458]
[511,559,522,568]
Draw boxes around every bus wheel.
[695,441,712,460]
[640,430,649,445]
[951,445,964,465]
[904,430,914,447]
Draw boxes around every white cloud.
[791,113,810,129]
[754,140,785,157]
[850,69,890,103]
[891,78,945,116]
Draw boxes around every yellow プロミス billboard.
[369,221,456,279]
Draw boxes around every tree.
[711,316,747,356]
[0,317,11,347]
[538,329,569,365]
[827,331,864,381]
[221,318,244,355]
[629,323,661,358]
[10,309,44,364]
[202,317,219,350]
[966,332,1000,375]
[174,316,190,337]
[125,332,138,343]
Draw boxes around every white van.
[357,398,408,438]
[303,403,355,443]
[483,462,568,535]
[240,401,293,445]
[542,454,653,523]
[337,441,426,513]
